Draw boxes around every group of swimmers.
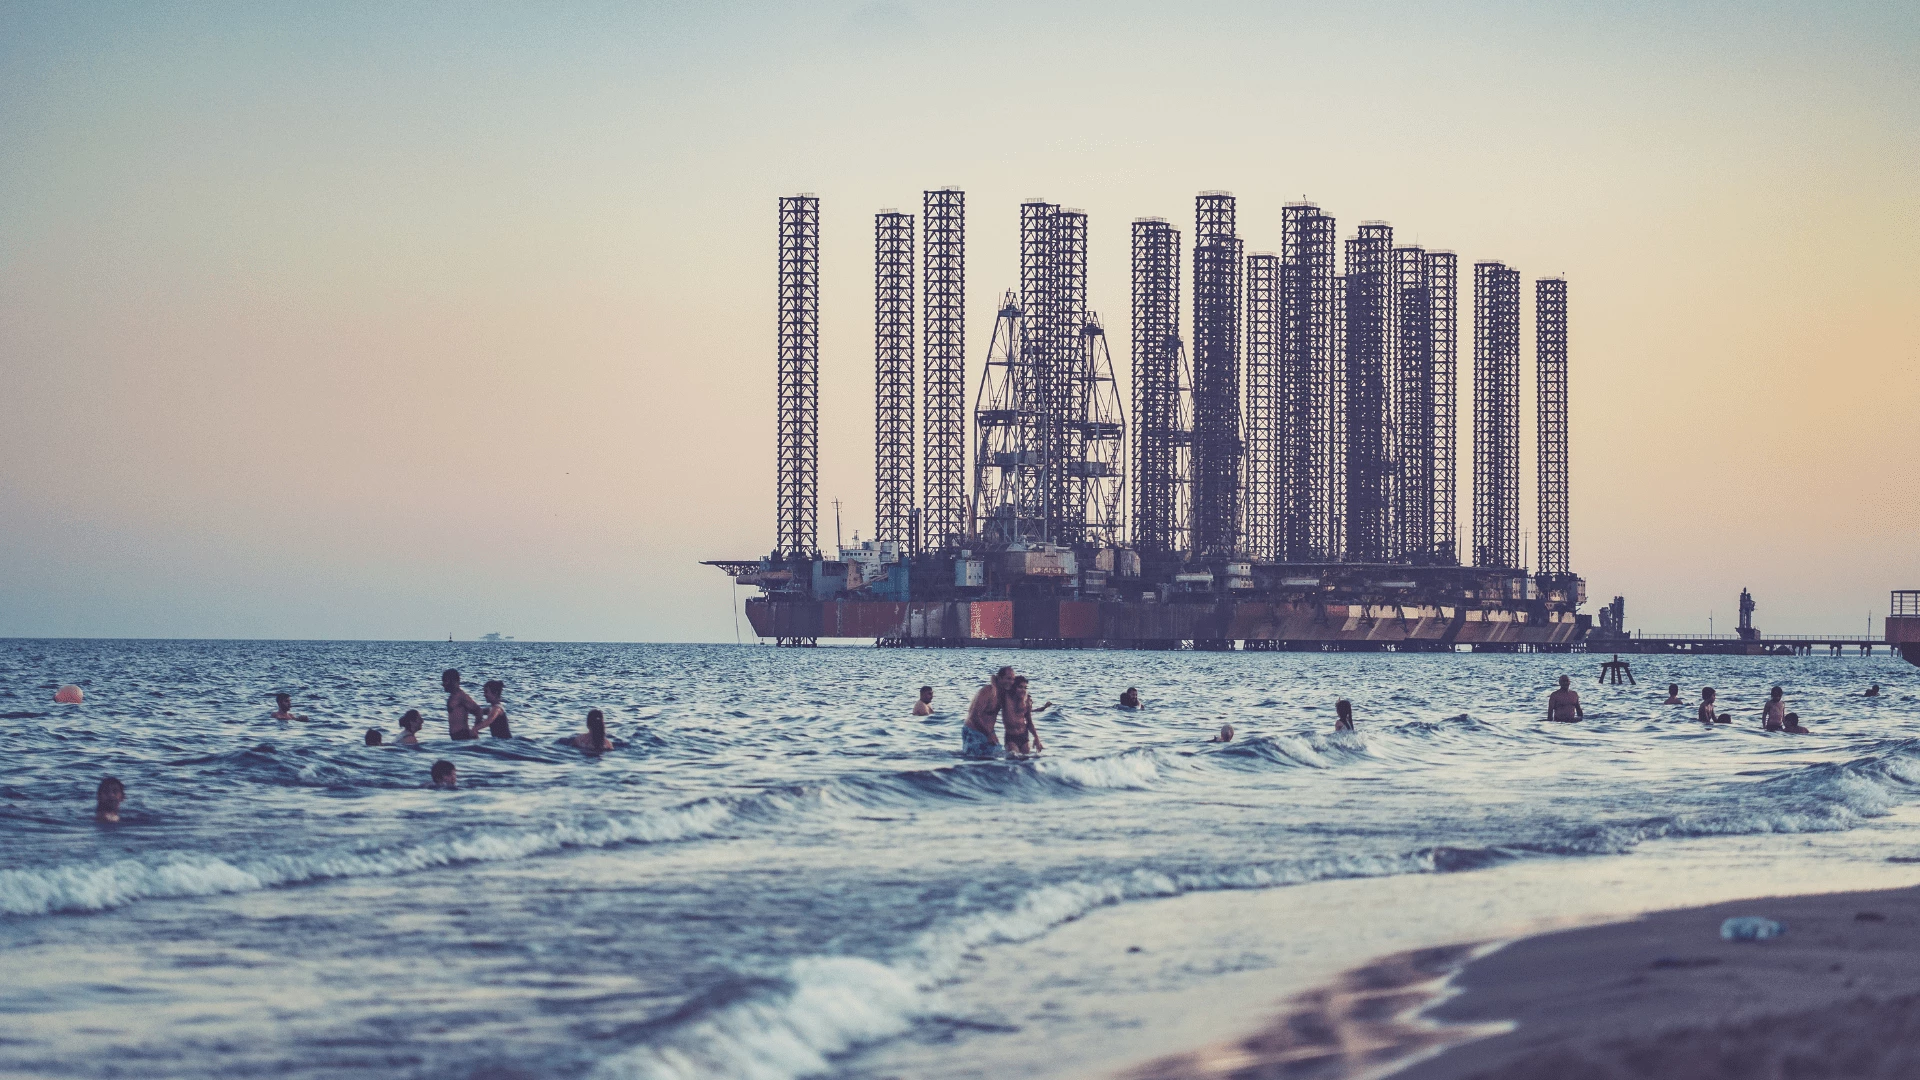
[1549,674,1880,732]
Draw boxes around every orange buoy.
[54,684,84,704]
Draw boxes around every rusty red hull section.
[745,599,1583,648]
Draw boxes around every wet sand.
[1126,884,1920,1080]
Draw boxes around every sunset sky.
[2,1,1915,641]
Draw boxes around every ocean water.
[1,639,1917,1080]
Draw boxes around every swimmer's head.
[586,709,605,738]
[1668,683,1679,696]
[1558,675,1572,689]
[1218,723,1234,742]
[1771,685,1784,700]
[919,685,933,702]
[430,760,456,788]
[96,776,125,815]
[1703,687,1716,700]
[275,692,292,709]
[364,728,383,745]
[1013,676,1029,691]
[1335,699,1352,720]
[441,668,461,692]
[483,679,504,703]
[399,709,424,732]
[995,666,1016,688]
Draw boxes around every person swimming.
[912,686,934,716]
[364,728,384,745]
[1004,676,1048,756]
[95,776,125,822]
[443,669,485,739]
[1698,687,1722,725]
[1866,684,1881,697]
[1547,675,1584,723]
[566,709,618,752]
[1663,683,1683,704]
[397,709,425,745]
[270,692,308,722]
[429,760,458,789]
[481,680,511,738]
[1334,699,1355,732]
[1783,711,1811,735]
[1119,687,1141,709]
[1209,723,1234,743]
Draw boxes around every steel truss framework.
[1536,277,1570,576]
[1051,210,1090,544]
[1427,252,1460,564]
[777,195,819,561]
[873,211,915,546]
[1130,219,1189,554]
[1280,204,1340,561]
[1392,245,1433,562]
[971,292,1024,545]
[1344,223,1394,563]
[1076,314,1127,546]
[1243,253,1280,560]
[1473,261,1522,569]
[921,189,967,550]
[1192,193,1243,556]
[1014,201,1056,541]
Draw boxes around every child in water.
[481,680,511,738]
[1334,699,1355,732]
[95,777,125,822]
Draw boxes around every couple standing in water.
[443,668,511,740]
[962,666,1050,758]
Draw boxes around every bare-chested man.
[1547,675,1584,723]
[913,686,935,716]
[963,667,1014,758]
[443,668,484,740]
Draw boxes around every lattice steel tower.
[1130,218,1189,555]
[1392,245,1433,562]
[1016,201,1058,540]
[1077,313,1127,546]
[921,189,966,551]
[1191,193,1243,556]
[1536,277,1570,577]
[1344,223,1394,563]
[1244,252,1280,561]
[972,292,1025,545]
[776,195,819,562]
[1280,204,1339,561]
[873,211,915,546]
[1472,261,1522,569]
[1427,252,1459,564]
[1051,209,1090,544]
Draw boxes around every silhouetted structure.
[1344,223,1394,562]
[1473,260,1521,568]
[1244,252,1280,560]
[1077,314,1127,545]
[1427,252,1460,564]
[1130,218,1189,555]
[1051,209,1090,543]
[776,195,819,562]
[1280,203,1340,561]
[1393,244,1433,562]
[1192,193,1243,556]
[921,188,967,550]
[1535,277,1569,576]
[874,211,915,546]
[972,291,1024,545]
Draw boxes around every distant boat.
[479,632,515,642]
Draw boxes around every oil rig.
[706,190,1586,650]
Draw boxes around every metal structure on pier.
[1473,261,1522,569]
[1427,252,1459,564]
[1077,314,1127,546]
[921,188,967,551]
[1130,218,1189,556]
[1243,252,1280,561]
[1392,245,1433,562]
[873,211,915,546]
[776,195,819,562]
[1536,277,1570,576]
[971,292,1024,546]
[1343,223,1395,563]
[1051,210,1090,544]
[1280,204,1340,561]
[1191,193,1243,556]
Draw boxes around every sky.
[1,0,1916,642]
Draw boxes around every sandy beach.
[1127,883,1920,1080]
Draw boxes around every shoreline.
[1120,883,1920,1080]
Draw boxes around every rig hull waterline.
[714,189,1588,650]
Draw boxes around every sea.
[3,639,1918,1080]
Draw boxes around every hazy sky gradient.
[2,1,1916,641]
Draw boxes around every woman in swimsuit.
[567,709,617,753]
[1004,677,1048,756]
[397,709,425,745]
[481,680,511,738]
